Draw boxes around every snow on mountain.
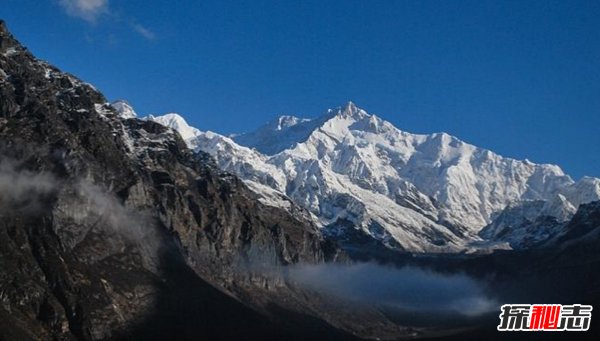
[233,114,320,155]
[191,130,287,192]
[146,113,202,143]
[478,200,566,249]
[110,100,138,119]
[146,102,600,252]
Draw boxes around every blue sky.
[2,0,599,179]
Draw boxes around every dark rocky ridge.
[0,20,391,340]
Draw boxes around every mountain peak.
[331,101,369,120]
[233,102,374,155]
[110,100,137,119]
[343,101,357,112]
[147,113,201,141]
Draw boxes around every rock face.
[0,20,364,340]
[555,200,600,244]
[148,103,600,253]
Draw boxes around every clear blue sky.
[2,0,599,179]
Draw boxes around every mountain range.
[110,101,600,253]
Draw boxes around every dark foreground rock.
[0,20,375,340]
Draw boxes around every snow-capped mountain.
[140,102,600,252]
[109,101,202,144]
[110,100,137,119]
[146,113,203,142]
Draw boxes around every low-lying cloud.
[0,159,57,211]
[286,262,497,316]
[55,180,162,271]
[0,158,161,271]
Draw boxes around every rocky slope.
[145,103,600,253]
[1,20,404,340]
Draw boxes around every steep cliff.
[0,20,364,340]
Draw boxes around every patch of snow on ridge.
[146,113,202,144]
[111,100,138,119]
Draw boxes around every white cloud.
[58,0,156,41]
[132,23,156,40]
[0,159,57,212]
[59,0,109,23]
